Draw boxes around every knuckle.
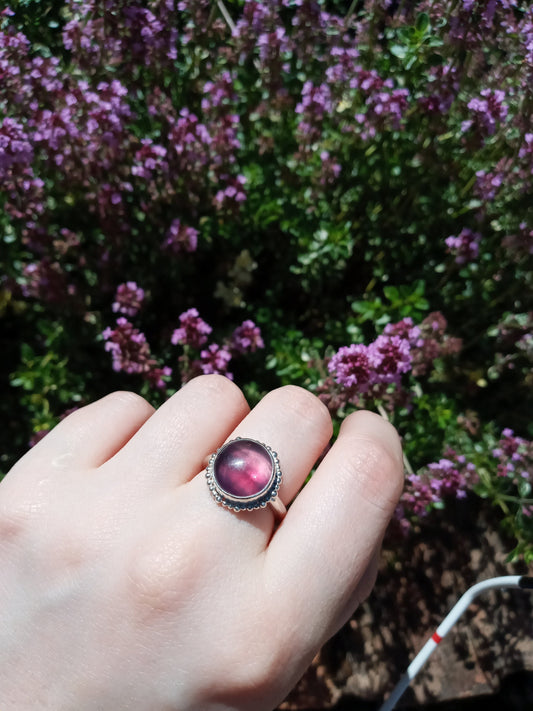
[103,390,155,415]
[189,374,248,411]
[125,552,180,618]
[275,385,333,434]
[125,537,206,619]
[346,410,403,464]
[341,435,404,513]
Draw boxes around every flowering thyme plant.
[1,0,533,560]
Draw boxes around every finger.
[332,540,382,632]
[8,392,155,477]
[264,410,403,650]
[109,375,250,488]
[183,385,333,548]
[214,385,333,505]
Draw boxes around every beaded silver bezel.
[206,437,282,512]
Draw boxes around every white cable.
[378,575,532,711]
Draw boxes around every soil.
[276,498,533,710]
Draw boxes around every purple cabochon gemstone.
[213,439,274,499]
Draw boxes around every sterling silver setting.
[206,437,285,518]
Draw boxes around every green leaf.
[390,45,408,60]
[415,12,430,34]
[518,479,531,499]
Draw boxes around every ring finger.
[184,384,333,546]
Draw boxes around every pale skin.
[0,374,404,711]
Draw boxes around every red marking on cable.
[432,632,442,644]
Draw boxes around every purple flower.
[198,343,233,379]
[132,139,168,180]
[370,334,412,384]
[102,317,152,375]
[445,228,481,264]
[201,71,237,113]
[491,429,533,485]
[427,457,476,499]
[145,365,172,390]
[162,219,198,254]
[112,281,145,317]
[475,169,504,202]
[62,1,178,69]
[402,473,442,518]
[21,258,75,305]
[171,308,212,348]
[319,150,341,185]
[462,89,508,137]
[0,117,34,177]
[230,320,264,354]
[403,449,478,518]
[213,174,247,211]
[295,81,334,119]
[102,318,169,389]
[518,134,533,173]
[329,333,413,395]
[328,344,372,392]
[384,318,423,348]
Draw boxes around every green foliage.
[350,280,429,328]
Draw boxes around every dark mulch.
[278,498,533,710]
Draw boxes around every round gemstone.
[213,439,274,499]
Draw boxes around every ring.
[206,437,286,519]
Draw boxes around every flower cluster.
[328,313,461,402]
[474,168,504,203]
[328,334,412,394]
[63,0,178,71]
[400,449,478,523]
[295,81,335,144]
[0,115,44,220]
[213,174,247,211]
[418,63,460,116]
[170,309,264,381]
[445,228,481,264]
[318,150,341,186]
[198,343,233,379]
[407,313,462,377]
[102,318,170,389]
[229,319,265,354]
[400,473,441,519]
[162,219,199,255]
[492,429,533,482]
[462,89,508,137]
[0,117,33,178]
[21,259,76,305]
[427,451,478,500]
[491,429,533,518]
[519,133,533,173]
[112,281,145,317]
[171,308,212,349]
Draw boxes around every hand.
[0,375,403,711]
